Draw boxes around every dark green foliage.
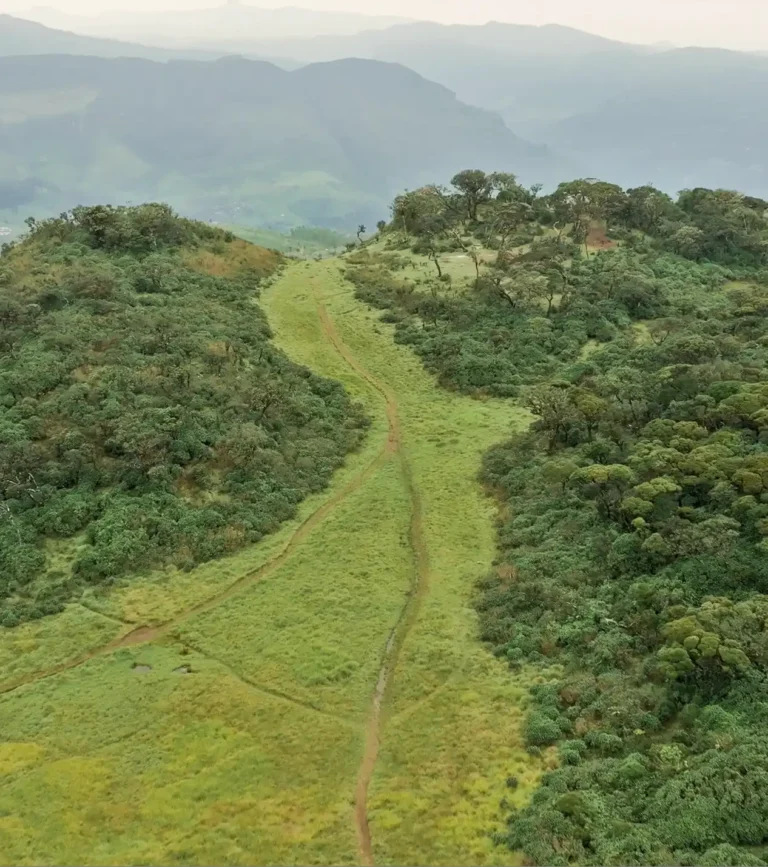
[361,174,768,865]
[0,204,368,624]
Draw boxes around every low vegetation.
[0,255,545,866]
[0,204,368,625]
[351,171,768,865]
[4,169,768,866]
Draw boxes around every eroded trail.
[316,305,430,866]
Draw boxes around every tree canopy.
[348,171,768,865]
[0,204,368,625]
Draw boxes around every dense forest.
[0,204,368,626]
[349,173,768,865]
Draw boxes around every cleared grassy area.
[265,260,547,865]
[0,644,363,866]
[177,459,413,721]
[364,237,496,291]
[0,257,542,865]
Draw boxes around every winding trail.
[316,305,430,866]
[0,259,534,867]
[1,283,432,867]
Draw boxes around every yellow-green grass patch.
[263,260,543,865]
[0,256,540,866]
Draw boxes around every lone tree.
[356,224,366,243]
[451,170,494,222]
[391,186,457,277]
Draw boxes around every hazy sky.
[5,0,768,50]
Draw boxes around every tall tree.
[451,170,494,222]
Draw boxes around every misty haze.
[1,3,768,867]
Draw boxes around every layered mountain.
[217,21,651,123]
[534,48,768,194]
[0,54,559,227]
[235,20,768,196]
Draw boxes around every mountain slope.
[237,21,768,196]
[0,54,559,227]
[535,48,768,194]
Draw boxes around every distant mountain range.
[0,14,298,67]
[2,10,768,225]
[21,3,412,46]
[209,20,651,117]
[0,53,559,227]
[235,21,768,196]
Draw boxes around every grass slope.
[262,260,552,865]
[0,258,547,865]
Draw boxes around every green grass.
[263,260,550,865]
[0,256,544,865]
[366,237,496,291]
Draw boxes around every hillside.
[536,48,768,194]
[3,177,768,865]
[345,173,768,865]
[0,207,545,867]
[0,54,558,228]
[0,204,368,625]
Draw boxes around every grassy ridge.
[0,257,543,865]
[263,260,551,865]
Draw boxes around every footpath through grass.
[262,259,549,865]
[0,258,546,866]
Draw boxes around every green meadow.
[0,258,545,866]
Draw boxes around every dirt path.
[0,432,392,699]
[0,259,540,867]
[316,303,430,867]
[1,278,432,867]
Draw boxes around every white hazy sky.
[4,0,768,50]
